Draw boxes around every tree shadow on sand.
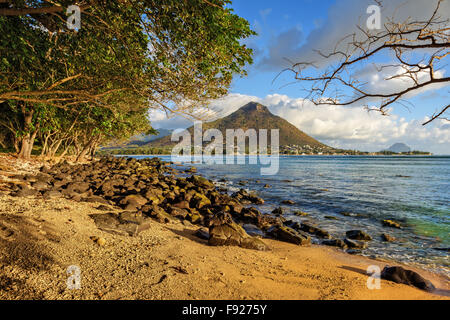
[0,214,60,299]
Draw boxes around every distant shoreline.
[110,153,441,157]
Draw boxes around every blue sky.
[151,0,449,154]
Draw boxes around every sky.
[150,0,450,154]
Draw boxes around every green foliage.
[0,0,255,159]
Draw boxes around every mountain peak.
[386,143,411,153]
[147,101,328,149]
[239,101,269,113]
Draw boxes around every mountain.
[146,101,329,150]
[385,143,411,153]
[127,128,172,146]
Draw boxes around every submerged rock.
[293,210,309,217]
[271,207,284,216]
[346,230,372,241]
[382,219,402,229]
[381,233,396,242]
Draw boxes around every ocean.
[128,155,450,276]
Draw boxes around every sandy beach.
[0,194,449,300]
[0,154,449,300]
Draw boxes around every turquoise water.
[130,155,450,276]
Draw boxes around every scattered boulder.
[13,185,38,197]
[382,219,402,229]
[232,189,264,205]
[297,222,331,239]
[381,266,435,292]
[65,181,90,194]
[344,238,368,249]
[346,230,372,241]
[189,175,214,189]
[120,194,148,211]
[272,207,284,216]
[42,190,62,199]
[90,212,152,236]
[321,239,348,249]
[90,236,106,246]
[208,212,269,251]
[381,233,396,242]
[267,225,310,246]
[281,200,295,205]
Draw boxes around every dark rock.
[65,181,90,194]
[433,247,450,252]
[346,249,362,255]
[267,225,310,245]
[322,239,348,249]
[95,205,112,211]
[119,194,148,211]
[346,230,372,241]
[381,266,435,292]
[13,185,38,197]
[167,207,189,220]
[242,224,264,237]
[281,200,295,205]
[272,207,284,215]
[297,222,331,239]
[90,212,152,237]
[233,207,261,225]
[143,205,173,223]
[186,212,203,225]
[382,219,402,229]
[42,190,62,199]
[381,233,396,242]
[293,210,309,216]
[31,181,48,191]
[173,200,190,210]
[208,212,269,251]
[232,189,264,205]
[189,175,214,189]
[344,238,368,249]
[82,195,110,205]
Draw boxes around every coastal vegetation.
[0,0,255,160]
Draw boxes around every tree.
[286,0,449,125]
[0,0,255,159]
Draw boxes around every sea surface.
[127,155,450,277]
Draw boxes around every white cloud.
[354,64,447,98]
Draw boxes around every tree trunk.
[76,136,95,162]
[17,105,38,160]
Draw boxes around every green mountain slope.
[147,101,328,149]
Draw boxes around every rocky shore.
[0,155,448,299]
